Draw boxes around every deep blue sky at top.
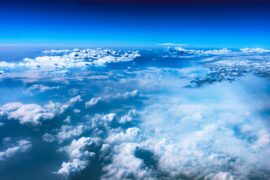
[0,0,270,48]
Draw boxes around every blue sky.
[1,0,270,48]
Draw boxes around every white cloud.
[90,113,116,130]
[106,127,142,145]
[68,95,82,104]
[42,133,56,143]
[0,61,16,68]
[0,139,32,160]
[167,47,231,58]
[116,90,139,99]
[204,172,234,180]
[0,102,61,125]
[136,81,270,179]
[0,48,140,71]
[102,143,154,180]
[240,48,270,53]
[57,137,101,175]
[92,52,140,66]
[26,84,60,93]
[198,56,270,86]
[56,125,86,143]
[157,43,188,46]
[119,109,137,123]
[0,95,82,125]
[85,97,102,108]
[60,95,82,113]
[1,46,270,179]
[42,49,71,54]
[85,90,139,108]
[43,124,86,143]
[62,137,98,159]
[63,116,71,123]
[57,159,88,176]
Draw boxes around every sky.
[1,0,270,48]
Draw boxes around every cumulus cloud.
[0,95,83,125]
[136,81,270,179]
[119,109,137,123]
[0,48,140,71]
[102,143,154,180]
[106,127,142,144]
[0,139,32,160]
[89,113,116,131]
[1,46,270,180]
[56,125,86,143]
[57,159,88,176]
[57,137,101,175]
[0,101,61,125]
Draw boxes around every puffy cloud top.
[0,48,141,71]
[0,102,61,125]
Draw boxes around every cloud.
[240,48,270,53]
[116,90,139,99]
[0,61,16,69]
[26,84,60,93]
[92,52,140,66]
[0,101,61,125]
[43,124,87,143]
[102,143,154,180]
[85,90,139,108]
[42,49,71,54]
[42,133,56,143]
[187,52,270,87]
[57,137,101,175]
[136,81,270,179]
[85,97,102,108]
[60,95,83,113]
[0,139,32,160]
[204,172,234,180]
[119,109,137,123]
[57,159,88,176]
[68,95,82,104]
[56,125,86,143]
[106,127,142,144]
[165,47,270,59]
[166,47,231,58]
[0,48,141,71]
[1,46,270,179]
[89,113,116,131]
[157,43,188,46]
[61,137,99,159]
[0,95,83,125]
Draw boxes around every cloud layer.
[0,47,270,179]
